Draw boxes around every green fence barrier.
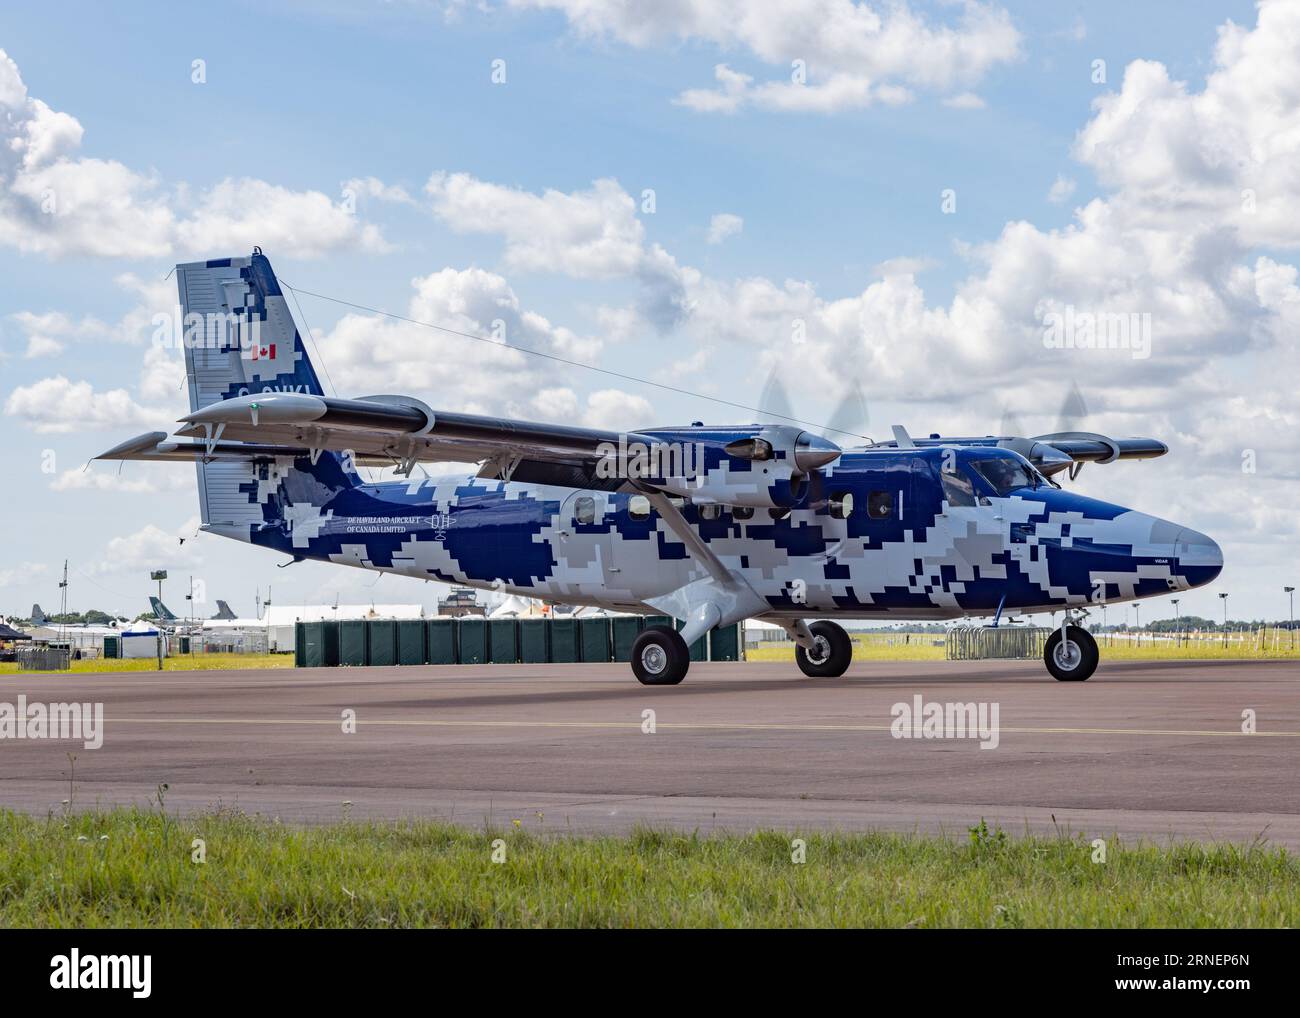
[339,620,367,667]
[611,616,642,662]
[457,618,487,664]
[489,618,519,663]
[300,621,339,668]
[549,618,579,663]
[519,618,548,663]
[367,620,397,667]
[397,620,426,666]
[580,617,611,662]
[426,619,456,664]
[709,623,741,661]
[293,613,746,668]
[103,635,119,660]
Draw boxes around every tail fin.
[149,597,178,621]
[176,249,325,412]
[212,600,237,621]
[175,249,356,534]
[30,604,46,625]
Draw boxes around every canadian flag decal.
[244,343,277,361]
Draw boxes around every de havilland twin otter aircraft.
[98,251,1223,685]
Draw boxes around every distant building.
[744,618,787,647]
[437,587,485,618]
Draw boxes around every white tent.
[120,620,164,659]
[488,595,550,619]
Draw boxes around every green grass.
[0,653,292,676]
[749,634,948,662]
[747,633,1300,663]
[1,808,1294,927]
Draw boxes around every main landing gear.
[631,618,858,685]
[1044,624,1099,681]
[631,625,691,686]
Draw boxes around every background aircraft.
[99,251,1221,684]
[148,597,179,623]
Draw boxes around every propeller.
[755,365,871,443]
[998,382,1165,480]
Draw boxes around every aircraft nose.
[1174,527,1223,588]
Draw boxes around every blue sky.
[1,0,1293,623]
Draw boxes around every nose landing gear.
[791,620,853,678]
[1044,624,1098,681]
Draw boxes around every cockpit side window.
[940,465,976,507]
[969,457,1035,497]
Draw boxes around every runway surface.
[1,658,1297,847]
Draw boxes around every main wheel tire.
[1044,625,1099,682]
[631,625,690,686]
[795,620,853,678]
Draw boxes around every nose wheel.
[1044,625,1098,681]
[795,620,853,678]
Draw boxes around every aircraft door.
[557,490,618,585]
[606,492,659,590]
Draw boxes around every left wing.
[99,391,639,487]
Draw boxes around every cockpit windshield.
[969,457,1037,496]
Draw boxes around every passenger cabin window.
[574,496,595,525]
[733,506,754,520]
[940,467,976,507]
[969,457,1035,496]
[867,490,893,519]
[628,495,651,520]
[829,491,854,519]
[699,504,722,521]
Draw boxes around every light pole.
[1219,592,1229,648]
[1134,603,1141,643]
[1171,598,1180,649]
[150,570,168,671]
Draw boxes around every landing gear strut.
[794,620,853,678]
[631,625,690,686]
[1044,625,1098,681]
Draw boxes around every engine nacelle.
[622,424,840,509]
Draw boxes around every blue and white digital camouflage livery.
[100,251,1222,684]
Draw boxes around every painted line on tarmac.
[100,717,1300,738]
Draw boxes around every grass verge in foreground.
[0,653,293,676]
[1,809,1294,928]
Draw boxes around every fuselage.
[226,445,1222,621]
